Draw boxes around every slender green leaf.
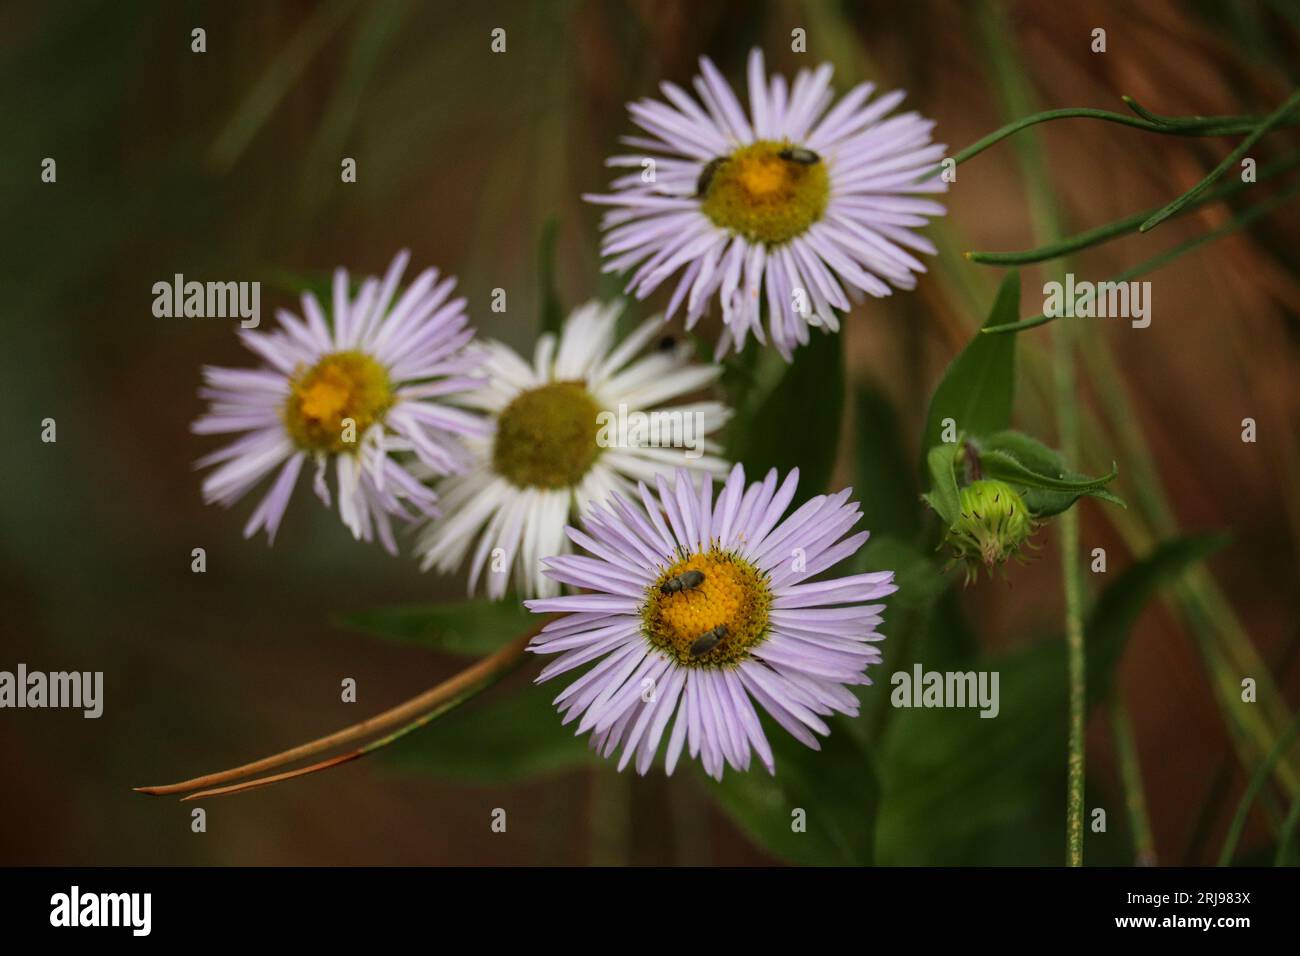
[208,0,358,171]
[921,271,1019,463]
[1219,711,1300,865]
[967,150,1300,265]
[1275,794,1300,865]
[1141,88,1300,232]
[922,443,962,524]
[985,181,1300,334]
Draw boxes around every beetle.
[778,146,821,165]
[660,569,706,594]
[689,624,727,658]
[696,157,728,196]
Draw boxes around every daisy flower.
[193,250,487,553]
[585,48,947,360]
[524,463,896,780]
[416,300,731,599]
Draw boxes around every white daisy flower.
[525,463,895,780]
[416,300,731,599]
[193,250,488,553]
[585,48,947,360]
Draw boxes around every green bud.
[943,479,1036,584]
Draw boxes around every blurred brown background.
[1,0,1297,865]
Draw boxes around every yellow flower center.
[283,351,393,454]
[493,381,603,489]
[642,548,772,666]
[700,140,830,245]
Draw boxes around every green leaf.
[921,271,1019,465]
[383,680,595,783]
[336,599,535,656]
[538,214,563,336]
[855,383,921,538]
[877,641,1067,865]
[921,443,963,524]
[876,532,1227,864]
[709,716,879,865]
[977,430,1125,515]
[1085,532,1230,708]
[980,450,1117,493]
[729,330,844,495]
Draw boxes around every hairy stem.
[974,1,1086,866]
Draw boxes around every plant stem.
[973,1,1086,866]
[967,151,1300,265]
[1111,700,1157,865]
[948,106,1296,169]
[1218,712,1300,865]
[1275,794,1300,865]
[135,623,543,798]
[984,181,1300,334]
[179,675,501,801]
[1058,363,1086,868]
[1140,88,1300,232]
[918,99,1300,186]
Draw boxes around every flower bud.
[943,479,1036,583]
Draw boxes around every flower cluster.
[192,49,934,776]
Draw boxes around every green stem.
[1275,794,1300,865]
[1059,359,1086,869]
[1111,700,1157,865]
[918,98,1300,185]
[973,1,1086,867]
[1120,95,1282,130]
[949,107,1292,170]
[984,181,1300,334]
[1140,88,1300,232]
[1218,712,1300,865]
[967,151,1300,265]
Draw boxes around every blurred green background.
[2,0,1298,865]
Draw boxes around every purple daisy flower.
[193,250,488,552]
[585,48,947,360]
[524,463,895,779]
